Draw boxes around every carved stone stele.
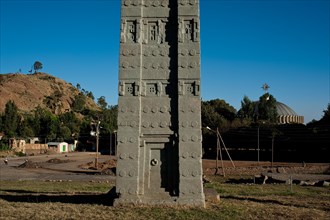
[115,0,205,207]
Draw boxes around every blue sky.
[1,0,329,123]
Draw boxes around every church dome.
[276,102,304,124]
[276,102,298,116]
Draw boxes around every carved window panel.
[119,81,140,96]
[127,84,134,95]
[147,83,158,96]
[186,84,194,95]
[127,21,137,43]
[184,20,193,41]
[146,20,166,44]
[179,19,200,43]
[149,23,158,42]
[178,80,200,96]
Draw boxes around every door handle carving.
[150,158,159,166]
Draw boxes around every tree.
[87,91,95,100]
[97,96,108,109]
[201,99,237,132]
[59,111,81,140]
[33,61,43,73]
[256,93,278,123]
[238,95,255,120]
[321,103,330,122]
[31,106,57,142]
[18,113,35,137]
[72,93,86,112]
[58,126,71,141]
[2,101,20,137]
[99,105,118,134]
[46,114,59,141]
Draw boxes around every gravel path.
[0,152,115,182]
[1,152,329,184]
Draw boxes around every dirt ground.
[0,152,329,183]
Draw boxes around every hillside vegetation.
[0,73,99,114]
[0,73,117,149]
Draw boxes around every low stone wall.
[13,144,48,154]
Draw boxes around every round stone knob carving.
[180,0,188,6]
[190,62,197,68]
[192,170,198,177]
[151,159,159,166]
[131,49,138,56]
[119,188,126,194]
[189,49,196,56]
[191,121,198,128]
[142,121,149,128]
[143,106,149,113]
[144,63,150,69]
[122,49,130,56]
[128,188,137,195]
[152,50,159,56]
[181,49,188,56]
[144,0,151,7]
[160,49,167,56]
[132,0,139,6]
[129,170,135,177]
[124,0,130,6]
[161,0,167,7]
[191,152,199,159]
[182,152,189,159]
[153,0,160,7]
[152,63,158,69]
[130,121,137,127]
[144,50,150,56]
[191,135,199,142]
[119,137,127,143]
[181,135,188,142]
[119,170,126,177]
[122,61,129,69]
[129,137,135,143]
[160,106,167,113]
[160,121,167,128]
[151,107,158,113]
[181,61,188,68]
[119,153,127,159]
[189,0,196,5]
[151,122,158,128]
[160,62,167,69]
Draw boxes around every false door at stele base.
[144,141,178,198]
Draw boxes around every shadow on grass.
[0,188,118,206]
[222,195,329,212]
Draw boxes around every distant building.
[276,102,304,124]
[9,138,26,150]
[47,142,69,153]
[28,137,40,144]
[255,101,304,124]
[9,138,47,154]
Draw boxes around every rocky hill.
[0,72,99,114]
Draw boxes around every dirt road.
[0,152,115,182]
[1,152,329,182]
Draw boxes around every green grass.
[0,180,111,193]
[207,181,329,198]
[0,179,329,220]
